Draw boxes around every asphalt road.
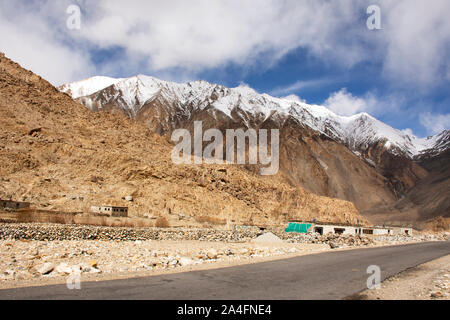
[0,241,449,300]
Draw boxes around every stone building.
[90,205,128,217]
[0,199,30,211]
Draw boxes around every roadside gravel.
[0,223,447,290]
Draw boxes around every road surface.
[0,241,449,300]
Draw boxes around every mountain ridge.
[59,74,449,223]
[59,75,446,159]
[0,52,369,227]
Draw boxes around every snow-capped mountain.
[59,74,449,216]
[59,75,447,159]
[59,76,123,100]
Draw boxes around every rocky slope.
[0,52,368,226]
[60,75,449,219]
[365,148,450,226]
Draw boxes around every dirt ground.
[356,254,450,300]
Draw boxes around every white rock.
[179,257,194,266]
[73,263,91,273]
[88,267,101,274]
[168,258,178,266]
[206,249,218,259]
[35,263,54,275]
[55,263,73,274]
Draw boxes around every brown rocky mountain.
[0,53,369,227]
[59,75,449,227]
[364,147,450,226]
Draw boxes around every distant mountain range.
[60,75,447,158]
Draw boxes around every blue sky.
[0,0,449,137]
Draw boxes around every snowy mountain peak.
[59,75,448,159]
[60,76,123,99]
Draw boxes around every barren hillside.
[60,75,449,219]
[0,53,368,227]
[363,149,450,227]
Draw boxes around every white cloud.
[382,0,450,86]
[0,1,94,85]
[75,0,371,74]
[419,112,450,135]
[323,88,378,116]
[270,78,334,97]
[0,0,448,90]
[281,94,306,104]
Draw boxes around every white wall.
[373,229,391,235]
[315,225,359,235]
[393,228,413,235]
[312,225,410,236]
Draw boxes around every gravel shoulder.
[0,240,331,290]
[354,254,450,300]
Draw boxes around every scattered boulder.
[55,263,72,274]
[88,267,101,274]
[179,257,194,266]
[329,242,339,249]
[168,257,178,266]
[206,249,218,259]
[35,262,54,275]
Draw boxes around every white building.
[392,227,413,235]
[90,205,128,217]
[311,224,397,236]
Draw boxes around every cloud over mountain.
[0,0,448,88]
